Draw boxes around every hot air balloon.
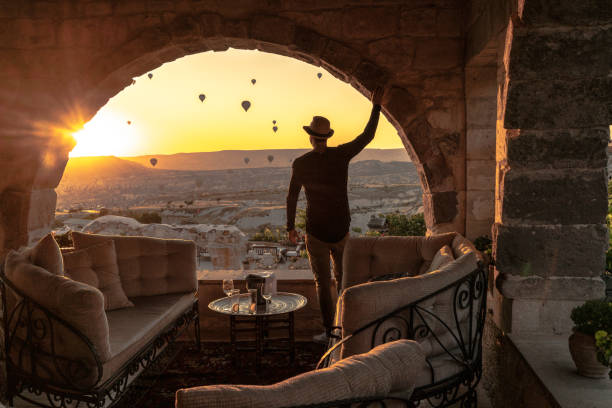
[244,157,250,165]
[241,100,251,112]
[251,79,256,85]
[272,120,276,124]
[127,120,131,125]
[199,94,206,102]
[148,73,153,79]
[267,155,274,164]
[273,126,278,132]
[150,158,157,167]
[317,72,322,79]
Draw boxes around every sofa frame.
[317,263,487,408]
[0,264,200,408]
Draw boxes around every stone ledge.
[509,333,612,408]
[497,275,606,300]
[198,268,313,281]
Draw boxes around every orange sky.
[70,49,403,157]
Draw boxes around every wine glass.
[222,279,234,297]
[261,286,272,309]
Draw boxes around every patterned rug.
[114,341,326,408]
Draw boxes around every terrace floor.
[112,341,326,408]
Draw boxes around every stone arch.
[0,5,468,257]
[80,14,453,194]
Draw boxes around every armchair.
[320,232,486,407]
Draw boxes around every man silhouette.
[286,86,384,343]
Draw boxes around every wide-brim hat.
[303,116,334,139]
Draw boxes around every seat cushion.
[100,292,196,383]
[23,233,64,276]
[63,240,133,311]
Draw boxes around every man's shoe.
[312,331,330,345]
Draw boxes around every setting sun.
[70,111,142,157]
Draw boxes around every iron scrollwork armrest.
[0,269,104,392]
[317,264,487,377]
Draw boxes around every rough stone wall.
[0,0,468,261]
[493,0,612,335]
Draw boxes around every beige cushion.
[100,292,196,384]
[22,232,64,275]
[63,240,133,311]
[3,250,111,388]
[425,244,454,273]
[176,339,428,408]
[341,233,458,289]
[72,232,197,297]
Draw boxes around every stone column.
[465,62,496,240]
[492,12,611,334]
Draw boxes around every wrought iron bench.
[318,263,487,407]
[0,266,200,408]
[316,233,487,408]
[0,233,201,408]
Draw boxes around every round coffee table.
[208,292,307,369]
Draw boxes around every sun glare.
[70,111,140,157]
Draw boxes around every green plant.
[295,208,307,232]
[384,213,426,236]
[251,227,287,243]
[595,330,612,369]
[571,300,612,369]
[474,235,493,260]
[571,300,612,335]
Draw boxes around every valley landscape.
[57,149,422,234]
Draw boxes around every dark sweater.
[286,104,381,243]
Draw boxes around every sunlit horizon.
[70,49,403,158]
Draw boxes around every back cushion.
[3,250,111,388]
[63,240,134,311]
[72,232,197,297]
[23,233,64,276]
[425,245,454,274]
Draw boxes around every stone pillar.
[492,14,610,335]
[465,59,496,240]
[0,133,71,403]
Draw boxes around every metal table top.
[208,292,307,316]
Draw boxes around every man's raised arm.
[339,86,384,159]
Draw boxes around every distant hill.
[61,156,153,184]
[121,148,410,171]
